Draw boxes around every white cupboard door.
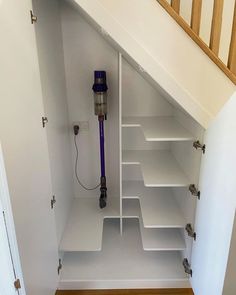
[191,92,236,295]
[0,202,17,295]
[0,1,59,295]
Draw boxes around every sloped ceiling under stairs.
[69,0,236,129]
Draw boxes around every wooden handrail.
[157,0,236,85]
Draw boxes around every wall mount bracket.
[193,140,206,154]
[189,184,200,200]
[185,223,196,240]
[183,258,193,277]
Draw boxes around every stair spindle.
[171,0,180,14]
[228,1,236,74]
[210,0,224,55]
[191,0,202,35]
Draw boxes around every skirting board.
[56,289,194,294]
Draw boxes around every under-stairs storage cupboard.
[0,1,236,295]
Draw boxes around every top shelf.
[122,116,194,142]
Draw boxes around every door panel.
[0,203,17,295]
[191,92,236,295]
[0,0,58,294]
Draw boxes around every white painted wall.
[60,1,120,198]
[191,91,236,295]
[32,0,74,245]
[0,0,59,294]
[71,0,236,129]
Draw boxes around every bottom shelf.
[59,219,189,290]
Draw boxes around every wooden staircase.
[157,0,236,84]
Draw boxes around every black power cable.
[74,133,100,191]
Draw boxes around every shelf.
[59,219,189,290]
[140,224,186,251]
[122,198,186,251]
[60,197,120,252]
[122,116,194,141]
[122,150,190,187]
[122,182,186,228]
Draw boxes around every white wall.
[60,1,120,198]
[32,0,74,245]
[191,91,236,295]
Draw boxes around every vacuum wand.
[92,71,108,209]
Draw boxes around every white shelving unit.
[57,49,203,289]
[117,53,203,288]
[122,116,194,141]
[122,150,190,187]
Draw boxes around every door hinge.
[183,259,192,277]
[185,223,196,240]
[30,10,37,24]
[193,140,206,154]
[14,278,21,290]
[189,184,200,200]
[58,259,62,275]
[51,195,56,209]
[42,117,48,128]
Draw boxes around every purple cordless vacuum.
[92,71,108,209]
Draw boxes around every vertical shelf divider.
[119,52,123,235]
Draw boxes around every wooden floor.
[56,289,194,295]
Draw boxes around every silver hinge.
[193,140,206,154]
[58,259,62,275]
[42,117,48,128]
[30,10,37,24]
[51,195,56,209]
[183,258,192,277]
[189,184,200,200]
[14,279,21,290]
[185,223,196,240]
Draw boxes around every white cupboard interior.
[32,0,205,290]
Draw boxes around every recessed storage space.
[31,0,205,290]
[60,219,189,290]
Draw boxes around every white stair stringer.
[69,0,235,129]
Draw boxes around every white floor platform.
[59,219,189,290]
[60,198,120,251]
[122,117,194,142]
[122,150,190,187]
